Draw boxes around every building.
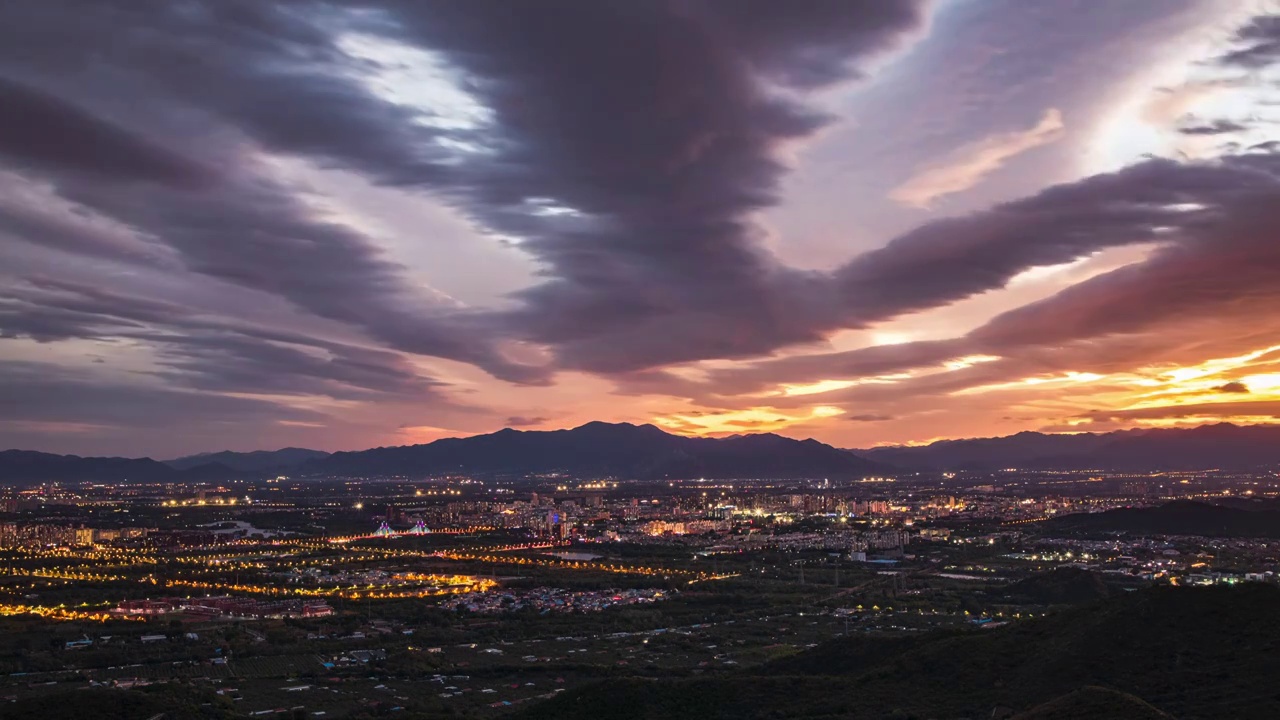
[75,527,96,546]
[302,602,335,618]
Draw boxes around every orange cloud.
[653,406,844,436]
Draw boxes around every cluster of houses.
[112,595,333,619]
[442,586,668,614]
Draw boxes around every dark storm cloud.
[0,280,165,342]
[0,0,919,380]
[0,197,178,269]
[0,279,447,402]
[0,76,212,187]
[1177,119,1249,135]
[3,0,1274,444]
[0,0,935,379]
[0,0,535,381]
[362,0,929,372]
[1082,401,1280,422]
[51,172,538,379]
[140,331,444,401]
[0,361,327,429]
[362,3,1279,377]
[689,149,1280,397]
[1216,15,1280,69]
[0,128,532,382]
[831,157,1225,326]
[1215,382,1251,394]
[0,0,456,181]
[968,163,1280,350]
[368,4,1280,379]
[1,277,197,338]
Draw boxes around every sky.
[1,0,1279,459]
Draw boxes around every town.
[2,467,1278,717]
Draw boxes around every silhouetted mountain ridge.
[853,423,1280,470]
[1,425,881,483]
[0,450,287,484]
[0,449,183,484]
[164,447,329,472]
[306,422,883,479]
[12,421,1280,484]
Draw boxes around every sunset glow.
[0,1,1277,457]
[654,406,846,436]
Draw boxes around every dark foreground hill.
[1011,687,1172,720]
[2,685,234,720]
[515,584,1280,720]
[854,423,1280,471]
[307,421,884,479]
[1000,566,1113,605]
[1044,500,1280,538]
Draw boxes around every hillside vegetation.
[516,584,1280,720]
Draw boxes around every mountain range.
[0,422,880,484]
[6,421,1280,485]
[164,447,330,472]
[305,421,881,480]
[854,422,1280,471]
[0,450,192,484]
[0,447,332,485]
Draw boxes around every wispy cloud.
[890,108,1064,208]
[505,415,549,427]
[1142,79,1244,126]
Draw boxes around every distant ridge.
[0,449,198,484]
[11,421,1280,484]
[0,447,324,484]
[0,425,882,483]
[853,423,1280,471]
[165,447,329,472]
[304,421,884,480]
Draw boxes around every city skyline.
[2,0,1280,458]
